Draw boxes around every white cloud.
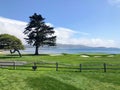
[55,27,117,47]
[0,17,118,48]
[55,27,89,39]
[0,17,27,44]
[73,38,117,48]
[46,23,54,27]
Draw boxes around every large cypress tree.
[24,13,56,55]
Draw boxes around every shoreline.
[0,51,117,58]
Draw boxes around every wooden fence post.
[103,63,107,72]
[56,62,58,71]
[13,61,16,70]
[32,62,37,71]
[80,64,82,72]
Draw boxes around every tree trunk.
[10,49,15,54]
[10,49,22,57]
[35,46,39,55]
[16,49,22,57]
[10,50,13,54]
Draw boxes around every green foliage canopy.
[0,34,24,50]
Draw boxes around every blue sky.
[0,0,120,47]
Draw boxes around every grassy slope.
[0,54,120,90]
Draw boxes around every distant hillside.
[25,44,120,49]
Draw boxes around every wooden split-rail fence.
[0,61,120,72]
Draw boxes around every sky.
[0,0,120,48]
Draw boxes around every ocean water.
[22,46,120,54]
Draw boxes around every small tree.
[24,13,56,55]
[0,34,24,57]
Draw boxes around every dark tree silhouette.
[0,34,24,57]
[24,13,56,55]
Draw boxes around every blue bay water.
[22,46,120,54]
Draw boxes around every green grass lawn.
[0,54,120,90]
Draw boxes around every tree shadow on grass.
[26,76,81,90]
[0,54,50,59]
[0,55,21,59]
[18,54,50,56]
